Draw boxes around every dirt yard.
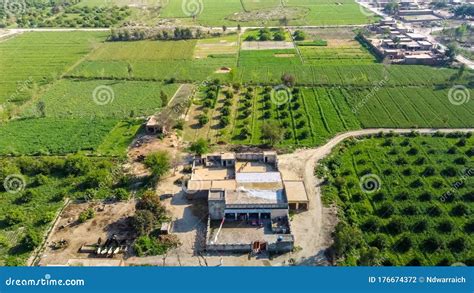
[38,200,136,266]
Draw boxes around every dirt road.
[278,128,473,264]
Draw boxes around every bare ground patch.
[38,201,136,266]
[241,41,295,50]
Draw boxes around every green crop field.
[20,80,179,119]
[298,40,377,65]
[88,40,197,61]
[320,134,474,266]
[346,87,474,129]
[0,118,118,155]
[68,38,236,82]
[159,0,376,26]
[0,32,107,104]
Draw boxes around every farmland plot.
[0,32,107,104]
[321,134,474,266]
[346,87,474,129]
[0,118,118,155]
[21,80,179,119]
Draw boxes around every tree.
[160,90,169,106]
[144,151,171,180]
[448,237,469,253]
[394,234,412,253]
[5,209,26,226]
[17,190,37,204]
[453,4,474,18]
[359,247,383,266]
[281,73,296,87]
[190,138,209,155]
[383,1,399,14]
[446,43,458,62]
[132,210,157,236]
[293,30,306,41]
[420,236,444,253]
[20,229,41,251]
[261,121,283,146]
[197,114,209,126]
[332,221,363,258]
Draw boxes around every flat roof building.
[187,152,309,254]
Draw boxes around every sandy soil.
[38,201,136,266]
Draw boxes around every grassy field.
[159,0,376,26]
[0,118,119,155]
[68,37,236,82]
[88,40,197,60]
[20,80,179,119]
[0,32,107,104]
[320,134,474,266]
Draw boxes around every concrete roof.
[406,33,427,39]
[405,53,433,59]
[188,180,211,191]
[236,172,281,183]
[225,188,285,205]
[211,180,236,190]
[284,181,309,203]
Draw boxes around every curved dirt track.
[278,128,474,264]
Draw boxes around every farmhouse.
[364,18,446,65]
[187,152,309,253]
[145,116,167,135]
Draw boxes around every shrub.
[144,151,171,180]
[427,205,443,217]
[17,190,37,204]
[420,236,444,253]
[451,203,470,216]
[437,220,454,233]
[370,234,389,250]
[464,220,474,233]
[377,203,395,218]
[401,205,419,216]
[418,192,432,202]
[20,229,41,251]
[412,219,429,233]
[386,218,406,235]
[448,237,470,253]
[190,138,209,156]
[197,114,209,126]
[410,179,424,188]
[114,188,130,201]
[131,210,156,236]
[393,235,412,253]
[78,208,95,223]
[4,209,26,226]
[422,166,436,177]
[441,166,458,177]
[361,217,381,232]
[454,157,467,165]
